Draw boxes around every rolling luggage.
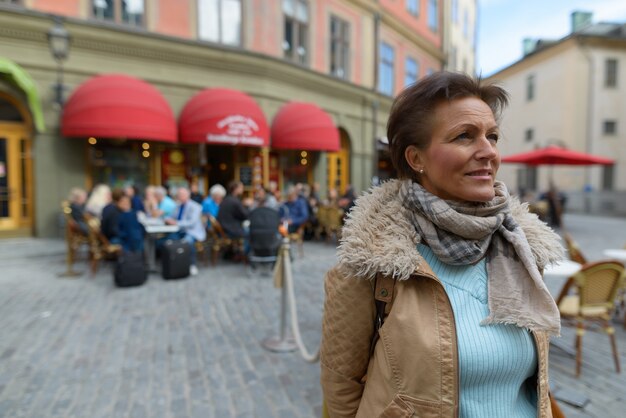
[114,251,147,287]
[161,239,191,279]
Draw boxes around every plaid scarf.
[400,179,560,336]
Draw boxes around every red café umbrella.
[501,145,614,166]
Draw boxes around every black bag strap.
[369,273,396,356]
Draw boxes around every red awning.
[178,88,269,147]
[61,74,177,142]
[501,145,615,166]
[271,102,340,151]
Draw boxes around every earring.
[419,168,424,174]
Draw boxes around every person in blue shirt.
[154,186,176,219]
[124,185,145,213]
[116,194,145,252]
[202,183,226,219]
[280,186,309,234]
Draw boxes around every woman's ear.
[404,145,423,173]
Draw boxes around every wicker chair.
[86,217,122,275]
[564,233,588,265]
[556,260,625,377]
[206,214,245,265]
[60,200,91,276]
[322,206,344,244]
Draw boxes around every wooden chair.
[60,200,91,276]
[206,215,245,265]
[86,217,122,275]
[193,215,211,267]
[556,260,625,377]
[323,206,344,244]
[564,233,588,265]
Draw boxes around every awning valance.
[270,102,339,151]
[61,74,177,142]
[178,88,269,147]
[0,57,45,132]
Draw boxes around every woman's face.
[406,97,501,203]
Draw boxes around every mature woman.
[320,72,564,418]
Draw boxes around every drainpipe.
[371,11,381,185]
[580,39,594,213]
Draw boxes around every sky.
[477,0,626,76]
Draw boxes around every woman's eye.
[456,132,470,140]
[487,133,499,142]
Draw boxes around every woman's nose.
[475,136,498,159]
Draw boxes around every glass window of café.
[280,150,316,191]
[87,138,152,191]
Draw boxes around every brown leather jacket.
[320,180,564,418]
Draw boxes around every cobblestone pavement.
[1,212,626,418]
[0,239,335,418]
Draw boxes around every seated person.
[117,194,145,252]
[217,181,250,239]
[253,186,280,211]
[280,186,309,234]
[190,182,204,204]
[85,184,112,218]
[124,185,145,213]
[154,186,177,219]
[202,183,226,219]
[68,187,89,236]
[100,188,125,243]
[165,187,206,276]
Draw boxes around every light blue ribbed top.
[417,243,537,418]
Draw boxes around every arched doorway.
[326,128,351,196]
[0,92,33,236]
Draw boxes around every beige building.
[0,0,448,238]
[487,12,626,215]
[443,0,477,74]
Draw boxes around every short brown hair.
[111,188,125,203]
[387,71,509,180]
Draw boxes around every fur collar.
[337,179,564,281]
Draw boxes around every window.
[92,0,144,26]
[405,57,419,87]
[330,16,350,79]
[602,165,614,191]
[427,0,438,31]
[378,42,395,95]
[526,74,535,101]
[603,120,617,135]
[198,0,242,46]
[525,128,534,142]
[452,0,458,23]
[605,58,618,87]
[283,0,309,65]
[463,9,468,39]
[406,0,419,16]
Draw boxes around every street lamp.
[47,17,71,108]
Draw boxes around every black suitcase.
[161,239,191,279]
[114,251,147,287]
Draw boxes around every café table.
[602,248,626,263]
[542,259,582,357]
[142,220,180,272]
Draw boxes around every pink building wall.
[380,0,442,48]
[154,0,192,38]
[24,0,441,93]
[30,0,80,15]
[249,0,282,56]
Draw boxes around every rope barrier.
[261,237,321,363]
